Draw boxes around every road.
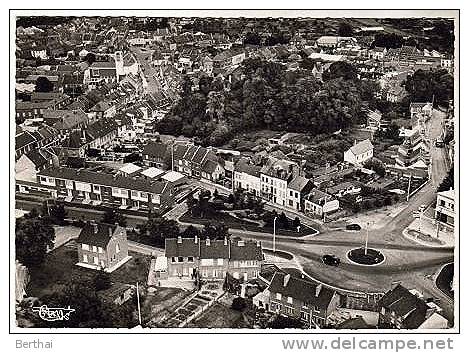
[130,46,163,94]
[426,108,450,187]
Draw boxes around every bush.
[231,297,247,311]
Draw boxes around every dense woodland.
[156,59,379,147]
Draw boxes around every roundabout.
[347,247,385,266]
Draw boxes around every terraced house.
[36,166,174,211]
[266,272,340,328]
[164,236,263,281]
[173,144,225,182]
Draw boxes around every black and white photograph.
[9,7,459,342]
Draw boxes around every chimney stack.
[194,235,198,244]
[283,274,291,287]
[206,237,210,246]
[177,235,182,244]
[224,237,228,246]
[256,240,261,247]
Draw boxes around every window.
[93,185,100,192]
[140,192,147,198]
[178,256,183,262]
[171,257,177,263]
[287,296,293,304]
[92,246,97,253]
[276,293,282,300]
[116,243,120,254]
[217,258,224,266]
[131,191,138,197]
[83,254,88,263]
[81,244,90,251]
[93,257,99,265]
[98,247,103,254]
[201,259,214,266]
[187,256,194,262]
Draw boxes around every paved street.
[426,108,450,188]
[130,46,163,94]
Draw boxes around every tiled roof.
[38,167,169,194]
[77,222,123,247]
[287,175,312,192]
[348,139,373,156]
[234,158,261,177]
[378,285,430,329]
[230,240,263,261]
[143,142,168,159]
[268,272,336,309]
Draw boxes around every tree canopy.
[404,69,454,107]
[35,76,54,93]
[16,212,55,267]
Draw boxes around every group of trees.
[27,281,136,328]
[16,209,55,267]
[156,58,377,147]
[263,210,301,231]
[403,69,454,107]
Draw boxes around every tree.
[267,315,304,329]
[181,225,200,238]
[94,269,111,291]
[137,216,180,247]
[372,33,404,49]
[231,297,247,311]
[201,222,229,240]
[35,281,135,328]
[48,203,68,225]
[35,76,54,93]
[322,61,358,81]
[16,216,55,267]
[244,32,261,45]
[404,69,454,107]
[438,166,454,192]
[84,52,96,66]
[101,209,127,227]
[363,159,386,177]
[338,22,354,37]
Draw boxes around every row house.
[286,175,314,212]
[304,188,340,217]
[164,236,263,281]
[263,272,340,328]
[143,141,169,169]
[234,158,262,196]
[212,48,246,71]
[36,166,174,211]
[173,144,225,182]
[395,128,424,168]
[15,126,58,160]
[260,157,301,207]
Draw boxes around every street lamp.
[273,216,278,253]
[364,221,371,255]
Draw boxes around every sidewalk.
[403,216,454,247]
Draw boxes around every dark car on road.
[346,224,361,231]
[322,254,340,266]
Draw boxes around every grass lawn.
[186,302,250,328]
[27,240,151,299]
[180,211,314,237]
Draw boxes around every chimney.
[194,235,198,244]
[315,283,322,297]
[206,237,210,246]
[224,237,228,246]
[354,139,357,146]
[177,235,182,244]
[283,274,291,287]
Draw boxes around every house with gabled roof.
[77,222,131,272]
[286,175,314,212]
[173,144,225,182]
[344,139,374,166]
[377,285,442,329]
[163,236,263,281]
[265,272,340,328]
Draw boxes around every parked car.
[322,254,340,266]
[346,223,361,231]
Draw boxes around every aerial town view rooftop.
[13,12,457,331]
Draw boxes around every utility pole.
[273,216,277,253]
[406,173,412,202]
[136,282,142,326]
[365,221,370,255]
[171,140,174,172]
[436,219,440,239]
